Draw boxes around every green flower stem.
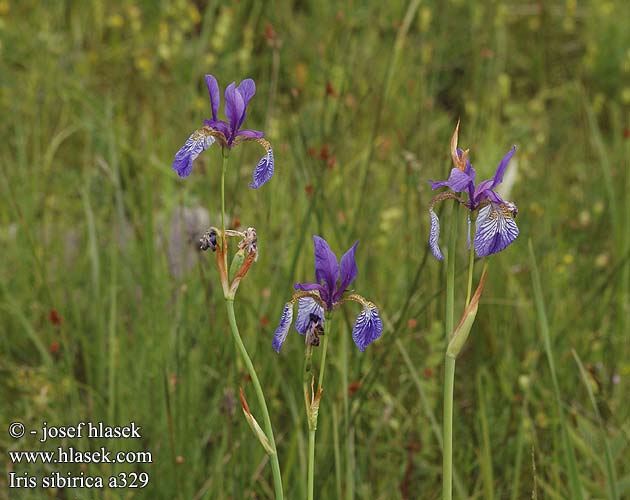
[308,429,316,500]
[445,204,458,336]
[221,151,229,273]
[443,203,458,500]
[317,315,331,393]
[303,340,315,500]
[443,353,456,500]
[219,151,283,499]
[221,150,228,235]
[465,240,475,307]
[225,299,284,500]
[307,312,332,500]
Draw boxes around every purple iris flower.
[173,74,274,189]
[429,145,519,259]
[272,236,383,353]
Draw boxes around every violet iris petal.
[205,74,220,120]
[237,129,265,139]
[472,146,516,206]
[174,74,275,185]
[272,303,294,353]
[430,168,474,193]
[490,146,517,189]
[235,79,256,128]
[313,236,339,307]
[203,118,230,137]
[429,209,444,261]
[295,297,325,334]
[173,132,216,178]
[249,147,274,189]
[275,236,382,352]
[333,241,359,303]
[224,82,245,140]
[474,203,519,257]
[429,144,519,258]
[352,305,383,352]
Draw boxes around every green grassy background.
[1,0,629,498]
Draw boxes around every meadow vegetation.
[1,0,629,498]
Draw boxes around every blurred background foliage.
[1,0,629,498]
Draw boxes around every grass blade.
[528,240,584,500]
[571,349,619,500]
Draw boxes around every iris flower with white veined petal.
[272,236,383,353]
[429,123,519,259]
[173,74,274,189]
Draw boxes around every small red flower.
[264,23,278,45]
[348,380,361,396]
[48,309,62,326]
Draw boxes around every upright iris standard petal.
[173,130,216,178]
[313,236,339,302]
[236,79,256,128]
[333,241,359,303]
[205,74,220,120]
[473,203,519,257]
[490,146,517,189]
[429,209,444,261]
[272,303,294,353]
[295,297,324,334]
[224,82,245,135]
[351,304,383,352]
[472,146,517,206]
[248,147,274,189]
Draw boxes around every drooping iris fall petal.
[272,303,294,353]
[249,147,274,189]
[473,203,519,257]
[295,297,324,334]
[352,305,383,352]
[173,131,216,178]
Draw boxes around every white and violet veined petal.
[474,202,519,257]
[295,297,324,334]
[272,302,294,353]
[351,304,383,352]
[173,130,216,178]
[429,208,444,261]
[249,147,274,189]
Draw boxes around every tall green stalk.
[529,241,583,500]
[443,206,478,500]
[443,204,458,500]
[306,312,332,500]
[225,300,284,499]
[220,151,284,500]
[443,353,456,500]
[465,238,475,307]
